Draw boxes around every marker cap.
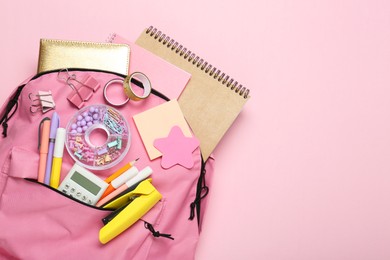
[111,166,139,189]
[125,166,153,188]
[49,112,60,139]
[53,128,66,157]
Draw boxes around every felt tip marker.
[104,159,139,184]
[44,112,59,185]
[37,118,51,183]
[99,166,139,201]
[96,166,153,207]
[50,128,66,188]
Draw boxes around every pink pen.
[96,166,153,207]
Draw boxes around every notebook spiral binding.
[144,26,250,99]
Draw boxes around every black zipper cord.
[189,158,209,225]
[143,221,174,240]
[0,85,24,137]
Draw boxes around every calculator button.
[76,192,81,197]
[82,196,87,201]
[88,199,92,204]
[70,188,75,193]
[65,184,70,189]
[62,190,67,194]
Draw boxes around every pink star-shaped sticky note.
[153,126,200,169]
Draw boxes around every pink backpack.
[0,69,214,259]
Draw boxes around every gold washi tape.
[123,72,152,101]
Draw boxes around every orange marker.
[99,159,139,200]
[37,118,51,183]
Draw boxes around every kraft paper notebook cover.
[107,34,191,100]
[136,26,250,160]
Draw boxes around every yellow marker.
[50,128,66,188]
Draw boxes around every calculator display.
[71,171,101,195]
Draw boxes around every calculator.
[58,163,109,206]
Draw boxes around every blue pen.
[44,112,59,185]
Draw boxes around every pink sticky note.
[133,100,193,160]
[154,126,200,169]
[110,34,191,99]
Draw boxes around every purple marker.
[44,112,60,185]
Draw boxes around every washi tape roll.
[65,104,130,170]
[123,72,152,101]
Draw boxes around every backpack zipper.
[0,68,170,137]
[25,178,113,211]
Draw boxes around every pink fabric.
[0,70,214,259]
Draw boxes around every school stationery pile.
[135,27,250,159]
[0,26,250,259]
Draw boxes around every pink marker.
[37,118,51,183]
[96,166,153,207]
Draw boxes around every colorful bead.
[66,105,129,170]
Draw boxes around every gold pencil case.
[37,39,130,75]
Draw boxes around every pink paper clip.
[80,75,100,92]
[58,69,100,109]
[28,91,56,114]
[67,82,94,109]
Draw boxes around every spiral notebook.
[136,26,250,160]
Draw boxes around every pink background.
[2,0,390,259]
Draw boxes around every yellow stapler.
[99,178,162,244]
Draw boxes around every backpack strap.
[0,85,24,137]
[189,158,209,225]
